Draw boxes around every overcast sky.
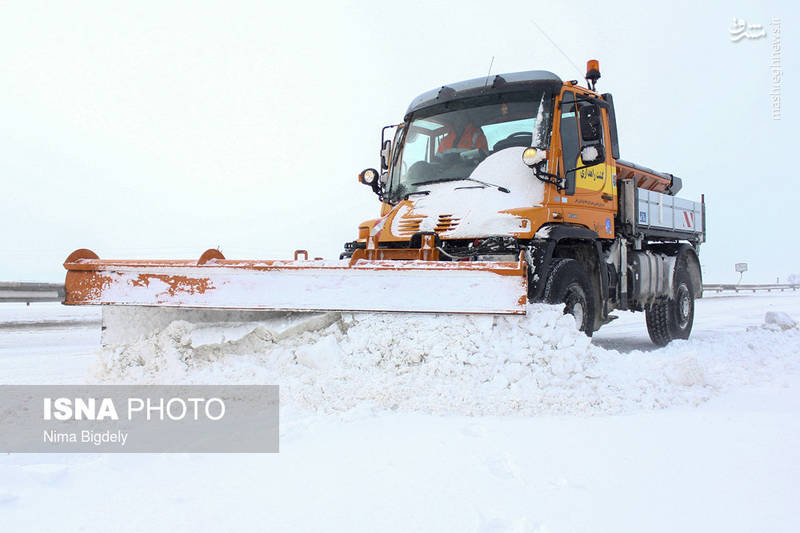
[0,0,795,283]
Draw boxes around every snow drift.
[92,304,800,416]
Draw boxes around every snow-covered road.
[0,293,798,532]
[592,291,800,352]
[0,303,99,384]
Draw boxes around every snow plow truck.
[63,60,706,346]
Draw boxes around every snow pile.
[91,305,800,416]
[764,310,797,331]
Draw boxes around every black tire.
[645,259,695,346]
[543,258,596,335]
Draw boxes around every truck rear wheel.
[543,258,596,335]
[645,261,695,346]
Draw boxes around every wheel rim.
[676,284,691,329]
[564,285,586,330]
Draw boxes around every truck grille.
[394,213,461,236]
[396,215,425,236]
[434,214,460,233]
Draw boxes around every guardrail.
[0,282,65,304]
[0,281,797,304]
[703,283,799,293]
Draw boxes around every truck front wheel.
[543,258,596,335]
[645,261,695,346]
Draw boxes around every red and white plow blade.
[63,249,528,315]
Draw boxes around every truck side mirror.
[579,103,603,142]
[380,140,392,170]
[580,145,604,166]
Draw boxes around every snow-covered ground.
[0,304,99,384]
[1,293,799,532]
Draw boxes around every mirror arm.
[558,95,611,109]
[532,166,566,191]
[371,175,386,198]
[565,162,603,175]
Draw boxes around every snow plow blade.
[63,247,528,315]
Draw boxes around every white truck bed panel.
[637,188,704,235]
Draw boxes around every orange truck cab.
[350,61,706,345]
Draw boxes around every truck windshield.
[387,92,554,203]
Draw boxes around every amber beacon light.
[585,59,600,90]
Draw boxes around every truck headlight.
[359,168,378,185]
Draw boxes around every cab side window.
[578,101,603,145]
[559,91,580,195]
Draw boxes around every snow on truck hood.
[390,146,544,238]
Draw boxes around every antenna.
[529,20,583,78]
[484,56,495,87]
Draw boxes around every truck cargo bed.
[617,177,705,242]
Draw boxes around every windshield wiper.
[413,177,510,193]
[403,190,431,199]
[461,177,510,193]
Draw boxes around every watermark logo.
[0,385,279,452]
[42,396,227,421]
[769,18,782,120]
[729,17,766,41]
[730,16,782,120]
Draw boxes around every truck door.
[559,90,581,196]
[558,90,616,238]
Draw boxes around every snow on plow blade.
[63,248,528,315]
